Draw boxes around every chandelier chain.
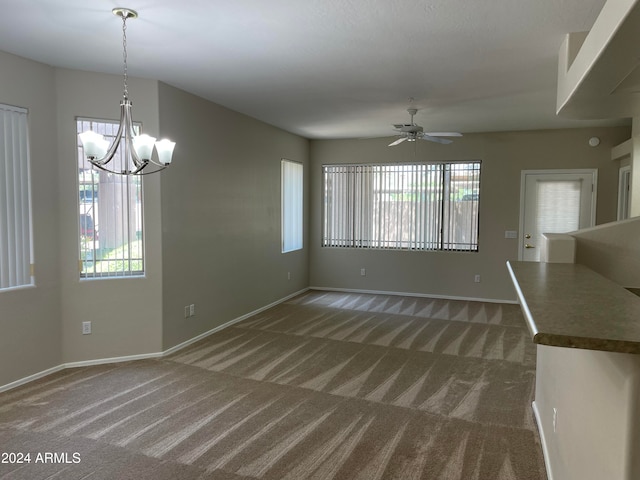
[122,14,129,100]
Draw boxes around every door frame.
[617,165,631,221]
[518,169,597,260]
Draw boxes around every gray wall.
[158,83,310,350]
[535,345,640,480]
[0,50,309,387]
[309,127,631,301]
[0,46,630,388]
[0,51,61,386]
[55,69,164,363]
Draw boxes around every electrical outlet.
[553,408,558,433]
[190,304,195,316]
[82,321,91,335]
[184,306,190,318]
[361,268,366,276]
[474,274,481,283]
[287,271,291,280]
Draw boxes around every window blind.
[536,179,581,233]
[0,104,33,289]
[323,161,480,251]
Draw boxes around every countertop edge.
[506,260,640,354]
[533,333,640,354]
[506,261,539,340]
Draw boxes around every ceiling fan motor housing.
[397,124,423,133]
[387,107,461,146]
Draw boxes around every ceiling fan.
[389,108,462,146]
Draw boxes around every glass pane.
[443,162,480,251]
[282,160,303,253]
[322,162,480,251]
[77,119,144,278]
[536,180,581,234]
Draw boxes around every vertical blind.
[323,161,480,251]
[0,104,33,289]
[281,159,303,252]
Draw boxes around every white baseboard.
[0,288,309,394]
[1,286,516,393]
[63,351,164,370]
[162,287,309,357]
[532,400,554,480]
[0,364,66,394]
[309,286,518,305]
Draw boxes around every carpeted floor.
[0,291,547,479]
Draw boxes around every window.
[536,180,581,233]
[281,159,303,252]
[77,119,144,278]
[0,104,34,290]
[323,161,480,251]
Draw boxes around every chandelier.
[79,8,175,175]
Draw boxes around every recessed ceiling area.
[0,0,630,139]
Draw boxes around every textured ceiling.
[0,0,628,139]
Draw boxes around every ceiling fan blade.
[388,137,408,146]
[387,109,460,146]
[421,135,453,145]
[423,132,463,137]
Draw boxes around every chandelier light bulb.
[155,139,176,165]
[132,134,157,160]
[79,131,109,159]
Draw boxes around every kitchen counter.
[506,260,640,354]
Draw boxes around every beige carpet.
[0,291,547,479]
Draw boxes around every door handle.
[525,234,531,239]
[524,244,535,249]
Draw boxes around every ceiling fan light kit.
[388,108,462,147]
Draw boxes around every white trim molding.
[0,288,309,394]
[309,286,518,305]
[162,287,309,357]
[532,401,554,480]
[0,365,67,394]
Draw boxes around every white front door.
[519,169,597,261]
